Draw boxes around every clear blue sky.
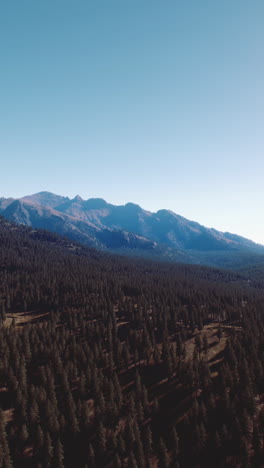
[1,1,264,243]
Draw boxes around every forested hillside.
[1,217,264,467]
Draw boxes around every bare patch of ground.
[4,311,49,327]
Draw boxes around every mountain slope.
[0,197,157,252]
[1,191,263,268]
[20,191,263,252]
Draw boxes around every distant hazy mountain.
[1,191,264,267]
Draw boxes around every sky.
[1,0,264,243]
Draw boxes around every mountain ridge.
[0,191,263,268]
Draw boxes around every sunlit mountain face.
[1,191,264,269]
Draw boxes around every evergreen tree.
[157,437,170,468]
[0,409,13,468]
[87,442,96,468]
[53,438,64,468]
[43,432,53,467]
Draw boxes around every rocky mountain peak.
[72,195,83,202]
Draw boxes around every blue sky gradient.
[1,1,264,242]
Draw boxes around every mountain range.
[1,191,264,268]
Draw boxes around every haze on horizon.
[1,1,264,244]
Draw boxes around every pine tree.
[114,453,122,468]
[252,425,262,466]
[125,417,135,448]
[195,334,202,355]
[144,425,153,456]
[19,423,29,451]
[153,397,159,415]
[128,451,138,468]
[1,301,6,321]
[96,422,106,453]
[34,424,44,454]
[171,426,180,460]
[217,325,222,342]
[240,437,250,468]
[87,442,96,468]
[117,431,126,457]
[135,432,145,468]
[214,431,221,450]
[157,437,170,468]
[43,431,53,467]
[53,438,64,468]
[0,409,13,468]
[203,333,209,355]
